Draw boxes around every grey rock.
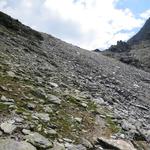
[33,87,47,99]
[81,138,93,149]
[97,137,136,150]
[0,139,37,150]
[67,144,87,150]
[121,119,136,131]
[27,102,36,110]
[43,105,53,113]
[140,129,150,142]
[7,71,16,77]
[25,132,53,148]
[14,117,24,123]
[22,129,31,135]
[34,113,50,122]
[46,129,57,135]
[1,95,14,103]
[63,138,73,143]
[93,97,105,105]
[80,102,87,108]
[74,117,82,123]
[0,120,16,134]
[49,82,59,88]
[47,94,61,104]
[49,141,65,150]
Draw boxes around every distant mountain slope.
[0,11,150,149]
[128,18,150,45]
[101,18,150,73]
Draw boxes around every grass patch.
[87,101,97,112]
[0,103,8,111]
[106,116,120,133]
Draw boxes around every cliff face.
[0,11,150,149]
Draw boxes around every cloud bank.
[0,0,149,50]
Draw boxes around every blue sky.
[0,0,150,50]
[116,0,150,15]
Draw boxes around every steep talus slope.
[102,18,150,73]
[0,12,150,149]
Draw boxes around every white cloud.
[0,0,145,50]
[140,9,150,19]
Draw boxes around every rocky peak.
[128,17,150,45]
[107,40,131,53]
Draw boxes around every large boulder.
[0,139,37,150]
[25,132,53,149]
[0,120,16,134]
[97,137,136,150]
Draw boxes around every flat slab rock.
[97,137,136,150]
[25,132,53,148]
[0,120,16,134]
[0,139,37,150]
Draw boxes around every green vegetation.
[0,103,8,111]
[106,116,120,133]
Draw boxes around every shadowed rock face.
[101,18,150,73]
[128,18,150,45]
[0,11,150,149]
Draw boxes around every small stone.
[44,105,53,113]
[47,94,61,104]
[81,102,87,108]
[48,141,65,150]
[93,97,105,105]
[33,87,47,99]
[0,120,17,134]
[140,129,150,142]
[63,138,73,143]
[0,86,8,91]
[46,129,57,135]
[0,139,37,150]
[22,129,31,135]
[67,144,87,150]
[14,117,24,123]
[7,71,16,77]
[25,132,53,148]
[1,95,14,103]
[49,82,59,88]
[121,120,136,131]
[81,138,93,148]
[34,113,50,122]
[27,103,36,110]
[74,117,82,123]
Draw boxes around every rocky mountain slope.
[0,11,150,150]
[101,18,150,73]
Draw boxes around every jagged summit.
[100,17,150,73]
[128,17,150,45]
[0,11,43,40]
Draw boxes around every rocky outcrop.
[100,18,150,73]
